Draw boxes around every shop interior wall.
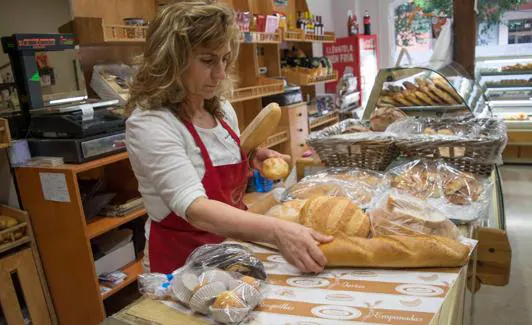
[0,0,73,208]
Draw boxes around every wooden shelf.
[0,118,11,149]
[262,129,289,148]
[101,257,144,300]
[240,31,281,44]
[59,17,147,45]
[230,77,284,103]
[282,70,338,86]
[31,151,130,173]
[309,112,339,130]
[283,30,336,43]
[86,208,147,240]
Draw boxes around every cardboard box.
[94,241,135,276]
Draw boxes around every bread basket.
[307,119,398,171]
[389,117,507,176]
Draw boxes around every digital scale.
[1,33,127,163]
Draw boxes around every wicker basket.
[392,117,507,175]
[307,119,398,171]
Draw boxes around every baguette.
[320,234,470,268]
[240,103,282,153]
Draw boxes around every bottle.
[308,13,315,35]
[364,10,371,35]
[353,14,359,35]
[347,10,354,36]
[296,11,302,30]
[316,16,323,36]
[299,12,306,32]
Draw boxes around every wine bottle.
[364,10,371,35]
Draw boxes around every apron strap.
[181,120,214,169]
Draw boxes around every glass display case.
[362,63,488,120]
[476,56,532,129]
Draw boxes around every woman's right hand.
[272,220,334,274]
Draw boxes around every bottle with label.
[300,12,307,32]
[316,16,323,36]
[364,10,371,35]
[296,11,302,30]
[347,10,358,36]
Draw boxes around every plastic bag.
[282,167,389,209]
[265,199,307,223]
[138,243,267,324]
[385,159,493,222]
[368,190,460,240]
[387,159,441,200]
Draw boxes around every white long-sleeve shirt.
[125,101,243,222]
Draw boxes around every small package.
[138,243,266,324]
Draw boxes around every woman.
[125,0,332,275]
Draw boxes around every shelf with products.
[101,256,144,300]
[261,129,290,148]
[309,111,340,131]
[283,29,336,43]
[230,77,285,103]
[240,31,282,44]
[282,69,338,86]
[86,208,147,240]
[59,17,148,45]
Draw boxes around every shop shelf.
[240,31,281,44]
[103,24,148,43]
[485,84,532,90]
[283,30,336,43]
[309,112,339,130]
[59,17,147,45]
[0,118,11,149]
[230,77,284,103]
[262,129,289,148]
[282,70,338,86]
[0,205,30,254]
[480,70,532,77]
[86,208,147,239]
[101,256,144,300]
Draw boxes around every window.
[508,18,532,44]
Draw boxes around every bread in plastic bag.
[438,162,484,206]
[369,191,460,240]
[388,159,441,200]
[265,199,307,223]
[138,243,266,324]
[282,167,388,209]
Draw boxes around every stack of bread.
[0,215,24,245]
[265,166,472,268]
[378,76,462,108]
[279,168,388,210]
[266,195,469,268]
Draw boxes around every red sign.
[323,37,358,94]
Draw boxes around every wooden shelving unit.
[101,257,144,300]
[230,77,284,103]
[0,118,11,149]
[59,17,148,45]
[309,112,340,131]
[240,31,282,44]
[262,129,289,148]
[283,29,336,43]
[283,70,338,86]
[15,154,146,325]
[87,208,147,239]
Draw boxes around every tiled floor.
[473,165,532,325]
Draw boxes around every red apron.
[148,118,249,274]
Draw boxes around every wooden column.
[453,0,477,77]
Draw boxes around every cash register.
[1,33,126,163]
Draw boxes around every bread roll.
[265,200,307,223]
[261,158,290,180]
[320,234,470,268]
[442,173,482,206]
[300,196,370,238]
[0,215,18,230]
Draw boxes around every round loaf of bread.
[262,158,290,181]
[300,196,370,238]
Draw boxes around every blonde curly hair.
[126,0,240,120]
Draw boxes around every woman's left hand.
[250,148,291,172]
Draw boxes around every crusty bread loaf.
[300,196,370,238]
[320,234,470,268]
[262,157,290,180]
[286,182,348,200]
[240,103,282,153]
[265,200,307,223]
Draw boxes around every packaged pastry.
[369,191,460,240]
[438,162,483,206]
[369,106,407,132]
[282,167,388,209]
[138,243,266,324]
[388,159,441,200]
